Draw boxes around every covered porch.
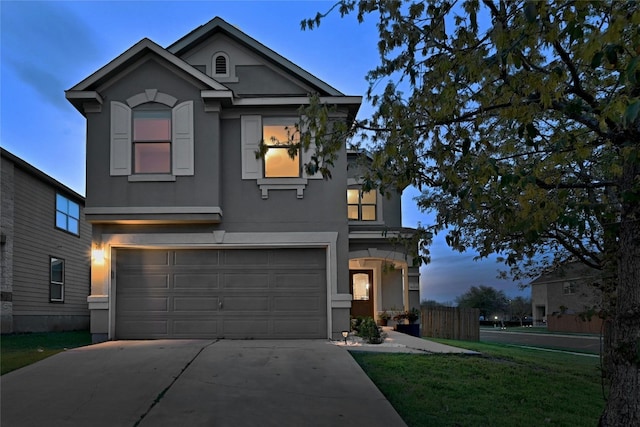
[348,246,420,325]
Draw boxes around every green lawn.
[1,331,92,375]
[351,340,605,427]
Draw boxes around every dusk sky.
[1,0,529,303]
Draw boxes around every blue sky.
[0,0,529,303]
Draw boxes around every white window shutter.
[172,100,194,176]
[241,115,262,179]
[110,101,131,176]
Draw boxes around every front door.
[349,270,373,318]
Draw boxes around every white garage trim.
[96,231,343,339]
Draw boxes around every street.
[480,328,602,354]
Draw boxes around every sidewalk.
[334,327,479,354]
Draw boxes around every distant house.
[530,261,604,333]
[65,17,420,342]
[1,148,91,333]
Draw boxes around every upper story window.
[347,188,377,221]
[133,106,171,174]
[263,118,300,178]
[55,194,79,235]
[110,91,193,179]
[50,257,65,302]
[563,282,578,295]
[213,52,229,77]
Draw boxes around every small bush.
[351,316,366,333]
[357,317,384,344]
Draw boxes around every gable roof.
[68,38,229,93]
[66,38,232,113]
[1,148,85,202]
[167,17,344,97]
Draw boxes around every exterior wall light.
[92,244,105,265]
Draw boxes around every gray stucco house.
[65,17,420,342]
[1,148,91,333]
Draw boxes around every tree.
[509,296,532,325]
[455,285,508,318]
[301,1,640,424]
[421,299,452,308]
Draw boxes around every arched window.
[213,52,229,77]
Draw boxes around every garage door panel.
[273,296,322,312]
[115,248,326,339]
[173,320,218,335]
[173,250,220,266]
[222,296,269,312]
[118,274,169,289]
[173,296,219,312]
[174,274,219,289]
[269,248,324,267]
[223,319,269,336]
[224,250,268,266]
[118,320,168,336]
[117,250,169,266]
[222,273,269,289]
[274,273,324,289]
[119,297,169,313]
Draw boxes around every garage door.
[115,248,327,339]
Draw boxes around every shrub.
[357,317,384,344]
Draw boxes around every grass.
[1,331,92,375]
[351,339,605,427]
[481,326,599,336]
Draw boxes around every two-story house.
[530,261,604,333]
[1,148,91,333]
[66,17,420,342]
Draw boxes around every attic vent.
[213,53,229,76]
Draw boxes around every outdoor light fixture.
[341,330,349,345]
[92,244,105,265]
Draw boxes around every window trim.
[55,193,80,236]
[132,106,172,175]
[213,52,229,77]
[110,95,194,179]
[562,281,578,295]
[347,187,378,222]
[262,117,301,179]
[49,256,65,303]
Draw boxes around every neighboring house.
[0,148,91,333]
[65,17,420,342]
[530,261,603,332]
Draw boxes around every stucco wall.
[86,58,221,211]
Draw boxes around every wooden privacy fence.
[421,307,480,341]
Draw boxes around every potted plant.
[394,308,421,337]
[377,310,391,326]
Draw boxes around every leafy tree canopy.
[455,285,508,317]
[300,1,640,424]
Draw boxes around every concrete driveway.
[1,339,406,427]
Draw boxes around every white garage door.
[115,248,327,339]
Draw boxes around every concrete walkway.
[334,327,479,354]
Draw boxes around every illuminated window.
[55,194,79,235]
[347,188,377,221]
[50,257,64,302]
[263,119,300,178]
[352,273,370,300]
[133,108,171,174]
